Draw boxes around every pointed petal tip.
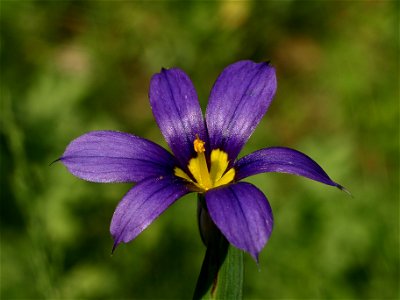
[337,184,353,197]
[230,242,261,265]
[259,60,273,70]
[49,158,62,166]
[252,252,260,265]
[160,66,180,74]
[111,240,119,255]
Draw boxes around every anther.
[194,134,206,153]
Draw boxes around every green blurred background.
[1,1,398,299]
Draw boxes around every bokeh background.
[1,1,398,299]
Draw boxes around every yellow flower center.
[174,135,235,192]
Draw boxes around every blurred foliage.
[1,1,398,299]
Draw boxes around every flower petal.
[235,147,341,188]
[206,60,277,161]
[149,67,207,167]
[205,182,273,262]
[110,176,190,251]
[60,130,177,183]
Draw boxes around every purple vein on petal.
[206,60,277,161]
[60,130,177,183]
[149,68,207,168]
[205,182,273,262]
[110,176,190,252]
[235,146,344,189]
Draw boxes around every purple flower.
[60,60,343,261]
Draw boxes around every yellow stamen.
[193,134,205,153]
[174,136,235,192]
[190,135,212,189]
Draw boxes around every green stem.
[193,195,243,300]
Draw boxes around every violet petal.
[205,182,273,262]
[60,130,176,183]
[235,147,341,188]
[149,68,207,168]
[111,176,190,251]
[206,60,277,161]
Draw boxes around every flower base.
[193,195,243,300]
